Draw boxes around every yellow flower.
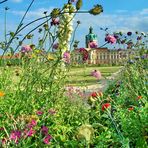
[0,91,5,97]
[25,115,39,123]
[47,54,54,60]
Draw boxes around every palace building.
[71,27,134,65]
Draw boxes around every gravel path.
[66,69,121,95]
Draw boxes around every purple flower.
[105,35,116,44]
[137,36,142,40]
[114,34,119,39]
[41,126,49,135]
[127,32,132,36]
[141,54,147,59]
[71,0,77,2]
[53,43,59,49]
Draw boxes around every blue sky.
[0,0,148,51]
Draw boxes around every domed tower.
[85,26,98,48]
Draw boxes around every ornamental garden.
[0,0,148,147]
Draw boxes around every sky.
[0,0,148,52]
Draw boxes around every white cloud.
[11,0,23,3]
[10,7,53,19]
[73,9,148,47]
[140,8,148,15]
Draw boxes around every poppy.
[102,103,111,111]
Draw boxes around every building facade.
[71,27,134,65]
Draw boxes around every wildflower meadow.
[0,0,148,147]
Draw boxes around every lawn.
[0,66,121,87]
[67,66,121,86]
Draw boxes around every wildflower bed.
[0,56,147,147]
[0,0,147,147]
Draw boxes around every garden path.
[66,69,122,97]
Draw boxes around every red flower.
[137,96,142,100]
[91,92,98,98]
[102,103,111,111]
[128,107,134,111]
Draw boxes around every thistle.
[89,4,103,15]
[50,8,61,18]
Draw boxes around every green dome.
[86,27,97,42]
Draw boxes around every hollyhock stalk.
[58,4,75,53]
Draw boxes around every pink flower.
[51,18,59,26]
[88,41,98,48]
[105,35,116,44]
[53,43,59,49]
[36,110,43,116]
[10,130,21,143]
[63,52,70,63]
[24,128,36,137]
[91,70,101,79]
[41,126,48,135]
[27,119,37,128]
[48,109,56,115]
[43,135,52,145]
[1,138,7,145]
[21,45,32,53]
[31,119,37,126]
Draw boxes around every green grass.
[67,66,121,86]
[0,66,121,87]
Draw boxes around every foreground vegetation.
[0,0,147,147]
[0,56,147,147]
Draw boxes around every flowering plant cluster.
[78,48,89,62]
[0,0,147,147]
